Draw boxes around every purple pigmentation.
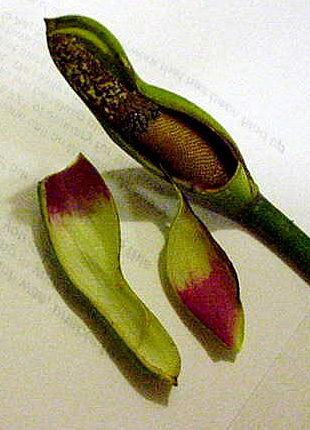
[44,154,111,218]
[177,257,241,348]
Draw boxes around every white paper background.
[1,1,310,429]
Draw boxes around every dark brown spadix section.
[44,154,110,217]
[47,33,160,139]
[47,32,236,190]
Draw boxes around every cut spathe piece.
[38,154,181,385]
[165,182,244,352]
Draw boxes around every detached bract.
[38,154,181,385]
[166,182,244,352]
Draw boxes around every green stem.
[236,193,310,283]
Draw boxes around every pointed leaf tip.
[177,268,244,350]
[44,17,57,33]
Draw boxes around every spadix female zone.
[38,154,181,385]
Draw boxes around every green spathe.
[45,16,310,281]
[44,15,257,216]
[38,154,181,385]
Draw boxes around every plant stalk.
[235,193,310,282]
